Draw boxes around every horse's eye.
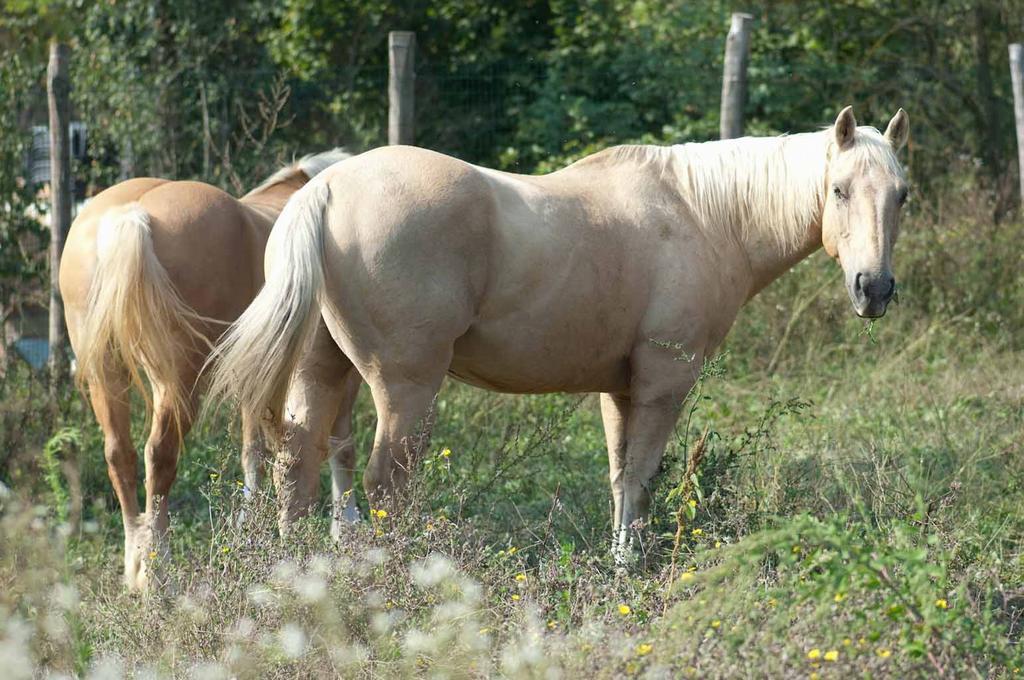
[833,186,847,201]
[897,189,909,206]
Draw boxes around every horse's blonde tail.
[76,204,210,434]
[205,180,330,433]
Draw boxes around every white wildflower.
[246,585,277,608]
[293,572,328,603]
[190,661,229,680]
[363,589,385,609]
[277,623,307,659]
[371,611,403,635]
[403,628,435,654]
[230,617,256,639]
[363,548,388,566]
[85,655,124,680]
[50,583,79,611]
[330,643,370,667]
[411,554,455,588]
[271,560,298,585]
[41,611,69,640]
[308,554,333,576]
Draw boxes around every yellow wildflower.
[710,620,721,629]
[834,593,846,603]
[148,551,157,559]
[508,546,518,555]
[370,508,388,519]
[636,643,653,656]
[221,546,230,554]
[935,598,948,609]
[511,594,520,601]
[515,573,527,582]
[807,649,821,660]
[691,528,703,536]
[824,650,839,662]
[688,499,697,509]
[842,638,852,647]
[618,604,632,616]
[440,447,451,458]
[877,648,891,659]
[547,620,557,630]
[679,572,695,583]
[714,541,722,548]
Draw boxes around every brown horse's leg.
[600,392,630,534]
[139,378,195,588]
[241,409,266,496]
[329,370,363,539]
[87,365,143,588]
[276,319,353,529]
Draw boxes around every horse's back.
[61,178,172,310]
[62,178,264,325]
[312,146,662,393]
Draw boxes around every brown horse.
[210,107,910,561]
[59,150,358,589]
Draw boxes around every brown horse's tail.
[76,203,210,434]
[205,180,330,435]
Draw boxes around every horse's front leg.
[611,345,701,565]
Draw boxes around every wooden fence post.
[720,12,753,140]
[1010,44,1024,208]
[388,31,416,146]
[47,40,71,389]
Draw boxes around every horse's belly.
[448,322,632,394]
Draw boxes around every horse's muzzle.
[850,271,895,319]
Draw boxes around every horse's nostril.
[854,272,865,294]
[886,278,896,299]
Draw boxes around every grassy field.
[2,200,1023,678]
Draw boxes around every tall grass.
[1,205,1022,677]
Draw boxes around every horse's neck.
[673,132,828,298]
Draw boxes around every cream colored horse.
[209,107,910,559]
[59,149,359,589]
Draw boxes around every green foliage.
[41,426,81,524]
[0,52,47,325]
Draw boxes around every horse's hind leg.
[360,349,451,509]
[86,365,143,588]
[139,377,196,588]
[329,370,363,538]
[276,318,354,528]
[241,409,267,496]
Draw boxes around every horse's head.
[822,106,910,318]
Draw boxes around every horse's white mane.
[612,128,903,252]
[245,148,351,197]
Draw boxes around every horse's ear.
[833,106,857,150]
[884,108,909,151]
